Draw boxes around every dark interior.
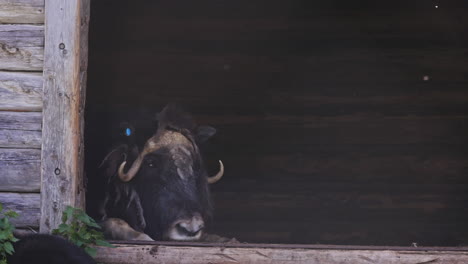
[85,0,468,246]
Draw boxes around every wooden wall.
[85,0,468,246]
[0,0,44,230]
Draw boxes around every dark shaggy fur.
[99,104,217,240]
[7,234,96,264]
[134,104,215,240]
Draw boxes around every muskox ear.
[196,126,217,143]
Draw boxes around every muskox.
[97,104,224,241]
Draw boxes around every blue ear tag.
[125,128,132,136]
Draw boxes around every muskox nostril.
[175,222,204,237]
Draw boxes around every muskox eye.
[144,156,158,168]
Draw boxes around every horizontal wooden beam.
[0,111,41,148]
[0,148,40,192]
[0,129,41,148]
[0,25,44,47]
[0,111,42,130]
[95,243,468,264]
[209,153,468,184]
[0,25,44,71]
[0,192,40,228]
[0,71,43,111]
[0,0,44,24]
[94,49,468,79]
[216,117,468,146]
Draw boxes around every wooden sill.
[95,241,468,264]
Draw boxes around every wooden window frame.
[40,0,89,233]
[38,0,468,263]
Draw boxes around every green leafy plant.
[52,206,114,257]
[0,203,19,264]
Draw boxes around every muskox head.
[107,104,223,241]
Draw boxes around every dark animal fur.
[7,234,96,264]
[98,144,146,232]
[99,104,217,240]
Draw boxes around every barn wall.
[86,0,468,246]
[0,0,44,229]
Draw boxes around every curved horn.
[207,160,224,184]
[117,154,145,182]
[118,136,162,182]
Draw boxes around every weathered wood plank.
[0,0,44,24]
[0,24,44,71]
[0,148,40,192]
[0,129,41,148]
[0,111,42,130]
[0,45,43,71]
[40,0,90,232]
[0,111,41,148]
[13,228,38,237]
[95,244,468,264]
[0,192,40,228]
[0,25,44,47]
[0,71,43,111]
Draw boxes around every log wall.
[86,0,468,246]
[0,0,44,230]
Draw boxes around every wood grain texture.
[0,71,43,111]
[40,0,90,233]
[0,129,41,148]
[208,152,468,184]
[0,0,44,24]
[0,111,41,148]
[95,244,468,264]
[0,192,40,228]
[0,25,44,47]
[0,46,43,71]
[0,24,44,71]
[0,111,42,130]
[0,148,40,192]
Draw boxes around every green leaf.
[75,240,84,247]
[5,211,18,218]
[48,206,114,259]
[87,220,101,229]
[95,240,115,248]
[63,206,75,223]
[84,247,97,257]
[58,223,70,233]
[0,218,6,228]
[77,214,92,224]
[3,242,14,255]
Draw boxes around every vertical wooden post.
[40,0,90,233]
